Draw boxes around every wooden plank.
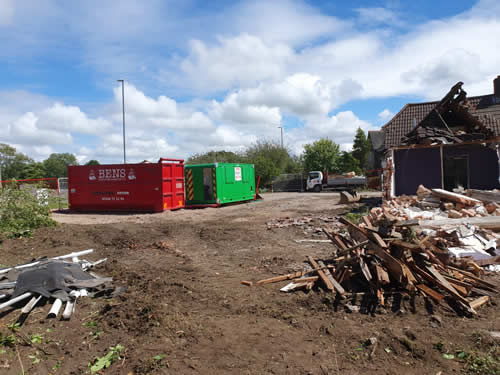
[416,284,445,302]
[431,188,481,206]
[468,261,483,276]
[317,260,345,295]
[470,296,489,310]
[447,266,498,290]
[420,265,471,307]
[377,288,385,306]
[359,258,373,282]
[419,216,500,231]
[467,189,500,204]
[291,276,318,283]
[425,265,465,299]
[402,264,417,287]
[372,246,405,284]
[446,280,469,296]
[375,264,390,285]
[241,281,253,286]
[339,217,388,248]
[255,271,304,285]
[336,240,370,256]
[442,276,475,290]
[362,216,374,229]
[474,256,500,267]
[307,256,334,291]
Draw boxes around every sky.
[1,0,499,164]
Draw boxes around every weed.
[52,360,62,371]
[433,342,444,352]
[88,344,124,373]
[30,334,43,344]
[0,333,15,347]
[0,183,56,238]
[28,352,41,365]
[83,321,98,329]
[7,323,20,332]
[344,212,363,224]
[463,351,500,375]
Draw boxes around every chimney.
[494,75,500,97]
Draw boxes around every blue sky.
[1,0,499,163]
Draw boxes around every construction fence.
[271,173,304,192]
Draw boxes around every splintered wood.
[245,187,500,316]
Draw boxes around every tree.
[302,139,341,174]
[20,162,46,180]
[187,150,244,164]
[85,160,100,166]
[245,140,295,186]
[42,153,78,178]
[351,128,370,170]
[0,143,33,180]
[338,151,361,175]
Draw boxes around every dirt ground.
[0,192,498,374]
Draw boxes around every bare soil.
[0,192,498,374]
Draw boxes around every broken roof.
[368,130,385,152]
[381,86,500,148]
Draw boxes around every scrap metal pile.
[0,249,113,321]
[245,188,500,316]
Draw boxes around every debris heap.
[0,249,114,321]
[247,188,499,316]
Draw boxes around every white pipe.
[47,299,62,318]
[62,289,86,320]
[0,249,94,275]
[21,295,42,314]
[53,249,94,260]
[62,301,74,320]
[0,292,32,310]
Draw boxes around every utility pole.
[278,126,283,148]
[117,79,126,164]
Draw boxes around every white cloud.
[114,83,177,118]
[228,0,348,45]
[39,103,112,134]
[0,0,14,26]
[8,112,72,145]
[355,7,403,26]
[177,34,293,92]
[378,109,394,122]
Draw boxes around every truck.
[306,171,366,192]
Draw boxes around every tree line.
[187,127,371,186]
[0,127,370,187]
[0,143,99,181]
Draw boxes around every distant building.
[369,76,500,197]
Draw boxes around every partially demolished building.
[369,76,500,197]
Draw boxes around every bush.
[0,183,56,238]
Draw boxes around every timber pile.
[246,187,500,316]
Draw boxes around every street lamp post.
[277,126,284,148]
[117,79,126,164]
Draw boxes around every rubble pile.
[246,188,500,316]
[0,249,115,322]
[371,186,500,223]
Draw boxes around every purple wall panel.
[394,148,442,195]
[443,144,499,190]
